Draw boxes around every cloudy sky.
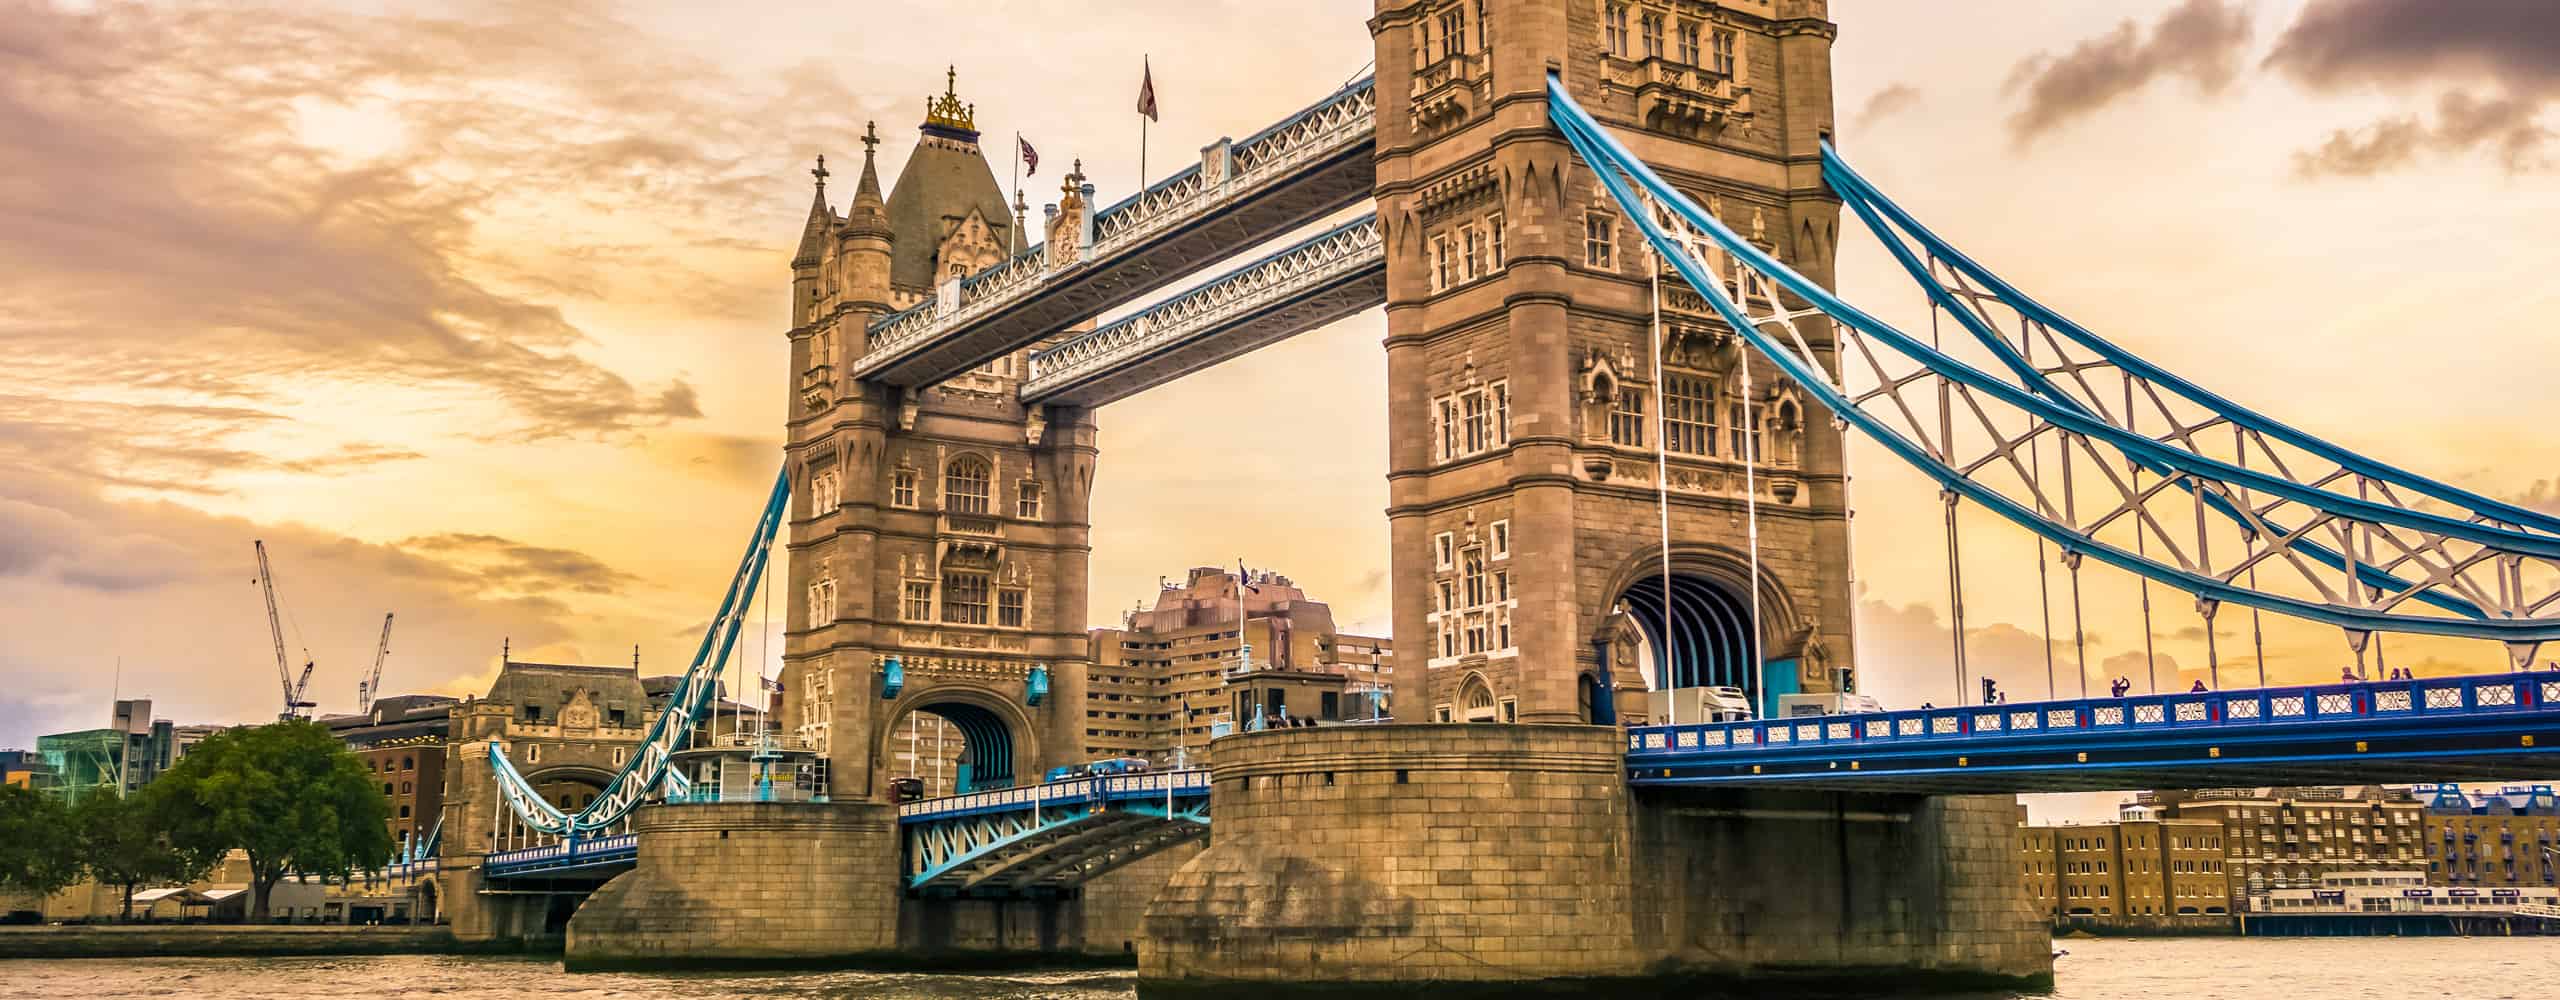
[4,0,2556,780]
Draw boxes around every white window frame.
[1490,519,1510,560]
[1486,213,1506,270]
[1435,531,1455,571]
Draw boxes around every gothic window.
[1461,547,1487,606]
[1585,212,1616,270]
[811,328,834,370]
[1439,619,1458,658]
[902,582,932,621]
[941,571,990,625]
[892,468,918,508]
[1664,373,1714,455]
[807,577,837,626]
[944,456,991,514]
[1463,612,1487,654]
[1437,398,1460,459]
[1492,381,1509,444]
[1461,391,1489,453]
[1611,384,1647,445]
[997,589,1026,628]
[1437,580,1456,612]
[1678,20,1701,64]
[1461,675,1496,722]
[1729,400,1761,459]
[1496,569,1511,602]
[1603,2,1630,57]
[1017,480,1042,519]
[1712,28,1738,77]
[1490,519,1510,560]
[1461,224,1483,280]
[809,468,840,515]
[1438,7,1464,59]
[1432,233,1455,291]
[1486,213,1505,270]
[1435,531,1455,570]
[1640,11,1664,58]
[1494,606,1512,649]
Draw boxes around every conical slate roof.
[886,71,1018,291]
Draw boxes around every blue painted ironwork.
[898,769,1210,891]
[1025,664,1049,706]
[483,832,641,880]
[484,467,790,838]
[1627,673,2560,792]
[880,654,904,700]
[1545,75,2560,643]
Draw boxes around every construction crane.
[253,540,317,720]
[357,613,395,715]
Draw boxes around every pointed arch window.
[944,456,991,514]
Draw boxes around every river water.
[3,938,2554,999]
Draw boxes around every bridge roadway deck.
[1628,673,2560,794]
[900,769,1210,893]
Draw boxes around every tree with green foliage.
[149,720,392,921]
[0,784,83,902]
[74,791,217,921]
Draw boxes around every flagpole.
[1011,130,1021,222]
[1139,54,1151,189]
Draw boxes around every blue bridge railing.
[897,768,1210,825]
[483,832,640,878]
[1631,673,2560,762]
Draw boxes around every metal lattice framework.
[1548,75,2560,650]
[1022,214,1384,405]
[484,468,790,838]
[899,771,1211,891]
[853,77,1378,386]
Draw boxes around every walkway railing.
[483,832,640,877]
[1629,673,2560,760]
[897,768,1210,824]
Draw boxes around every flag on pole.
[761,675,783,694]
[1018,135,1040,177]
[1237,558,1258,593]
[1137,58,1159,122]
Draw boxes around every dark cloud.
[1855,83,1922,128]
[400,533,643,596]
[0,0,846,445]
[2268,0,2560,176]
[2004,0,2253,144]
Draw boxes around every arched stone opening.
[1600,544,1803,720]
[878,685,1041,797]
[1456,672,1498,723]
[523,765,616,815]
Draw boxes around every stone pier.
[1138,724,2050,995]
[563,801,900,970]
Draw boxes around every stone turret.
[790,156,834,328]
[837,122,895,315]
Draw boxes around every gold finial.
[924,64,976,133]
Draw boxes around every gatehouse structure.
[436,0,2560,991]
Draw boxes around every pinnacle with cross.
[862,121,879,155]
[811,153,828,193]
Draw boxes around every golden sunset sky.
[5,0,2556,759]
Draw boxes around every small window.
[1434,532,1455,570]
[401,781,412,795]
[1712,28,1738,77]
[1585,213,1615,270]
[1490,520,1510,560]
[398,805,411,819]
[807,578,837,626]
[997,589,1026,628]
[1017,481,1042,519]
[891,468,918,508]
[1462,225,1483,280]
[1603,2,1630,57]
[1611,384,1647,445]
[1640,12,1663,58]
[1678,20,1701,64]
[1486,213,1505,270]
[1437,397,1460,459]
[903,582,933,621]
[1434,705,1453,724]
[1500,698,1518,723]
[1438,7,1464,59]
[1433,234,1455,291]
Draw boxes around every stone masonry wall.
[1630,788,2050,981]
[1141,724,1640,986]
[563,801,899,969]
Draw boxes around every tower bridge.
[431,1,2560,991]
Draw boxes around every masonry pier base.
[1137,725,2050,996]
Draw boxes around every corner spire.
[792,153,834,268]
[844,121,891,239]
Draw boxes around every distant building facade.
[2017,816,2229,924]
[1081,567,1392,768]
[31,699,211,803]
[322,694,458,862]
[2140,785,2424,912]
[2416,783,2559,888]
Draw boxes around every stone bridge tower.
[780,72,1095,802]
[1375,0,1851,725]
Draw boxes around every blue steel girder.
[899,771,1212,892]
[1627,673,2560,795]
[1545,77,2560,643]
[1020,214,1384,407]
[482,833,639,881]
[854,78,1377,389]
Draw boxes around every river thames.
[2,937,2554,999]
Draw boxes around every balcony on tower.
[1610,56,1753,140]
[1409,51,1485,135]
[799,364,834,410]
